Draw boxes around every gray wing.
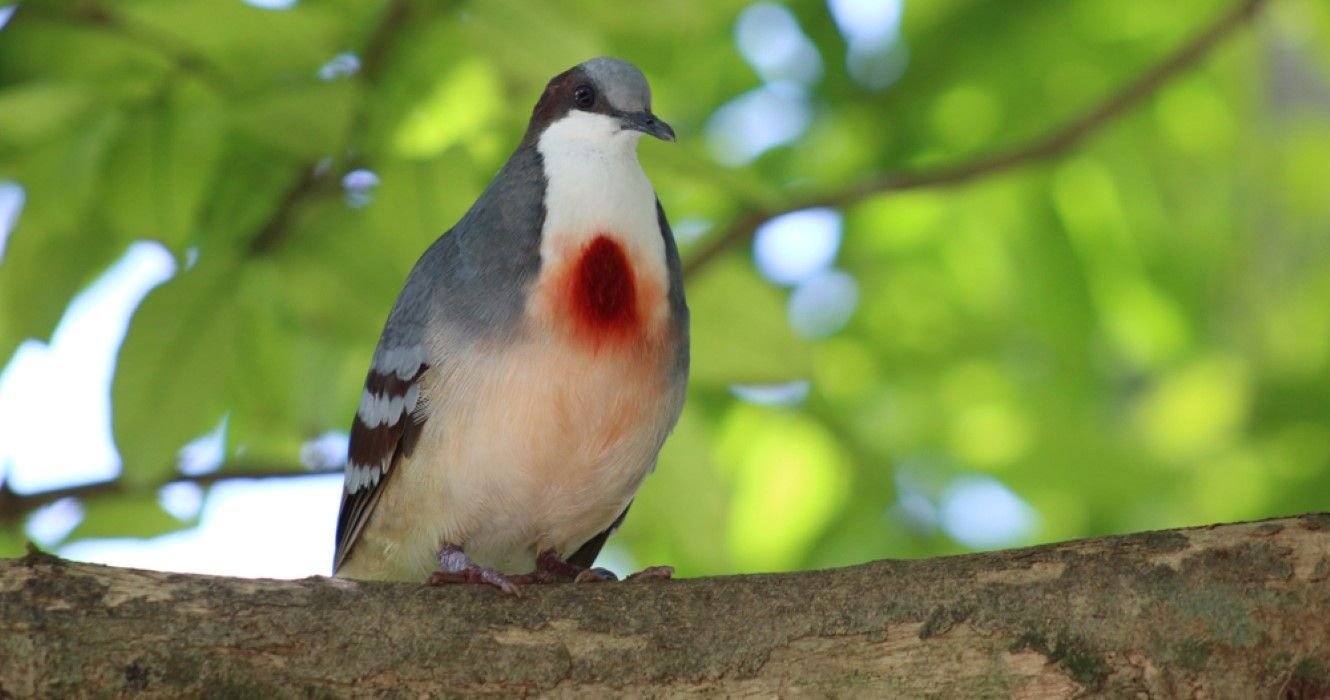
[657,198,689,368]
[332,333,431,573]
[332,146,548,573]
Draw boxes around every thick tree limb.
[3,514,1328,697]
[680,0,1270,278]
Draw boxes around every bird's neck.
[532,112,670,350]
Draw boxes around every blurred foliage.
[1,0,1329,576]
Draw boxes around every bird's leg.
[538,549,593,581]
[509,548,618,584]
[516,549,672,583]
[425,544,521,595]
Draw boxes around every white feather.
[346,463,385,494]
[375,345,427,380]
[345,463,361,492]
[357,390,405,427]
[404,383,420,419]
[535,111,667,291]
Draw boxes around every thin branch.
[246,167,325,255]
[0,465,342,525]
[245,0,414,255]
[359,0,413,83]
[30,3,231,88]
[681,0,1271,279]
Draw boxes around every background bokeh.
[1,0,1328,579]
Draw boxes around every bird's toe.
[573,567,618,583]
[625,565,673,581]
[425,567,522,596]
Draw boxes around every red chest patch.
[569,236,640,340]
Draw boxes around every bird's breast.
[531,194,672,351]
[538,233,669,349]
[532,131,672,351]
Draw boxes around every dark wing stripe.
[566,501,632,569]
[333,360,428,572]
[346,416,401,483]
[364,369,417,397]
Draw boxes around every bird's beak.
[618,110,676,142]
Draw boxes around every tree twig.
[20,3,230,88]
[0,465,342,525]
[680,0,1270,279]
[245,0,414,256]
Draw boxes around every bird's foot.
[528,546,673,584]
[535,548,584,581]
[625,565,674,581]
[524,548,616,584]
[511,549,617,584]
[425,568,520,595]
[426,545,521,595]
[574,567,619,583]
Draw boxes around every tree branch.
[17,3,231,88]
[680,0,1271,279]
[245,0,414,256]
[245,166,326,255]
[0,465,340,525]
[4,515,1328,696]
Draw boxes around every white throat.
[535,111,666,282]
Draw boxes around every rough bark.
[2,514,1328,698]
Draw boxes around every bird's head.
[526,57,675,148]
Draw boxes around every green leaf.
[188,137,309,249]
[0,525,28,559]
[112,256,240,482]
[716,404,852,572]
[229,80,357,158]
[462,0,603,78]
[0,83,97,149]
[112,254,318,481]
[687,256,811,385]
[102,82,225,247]
[0,111,127,358]
[0,12,173,86]
[223,259,305,462]
[391,57,504,160]
[116,0,340,82]
[64,492,192,543]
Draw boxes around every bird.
[332,58,688,593]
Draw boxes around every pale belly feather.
[344,326,680,579]
[423,333,677,573]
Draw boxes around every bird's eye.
[573,85,596,109]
